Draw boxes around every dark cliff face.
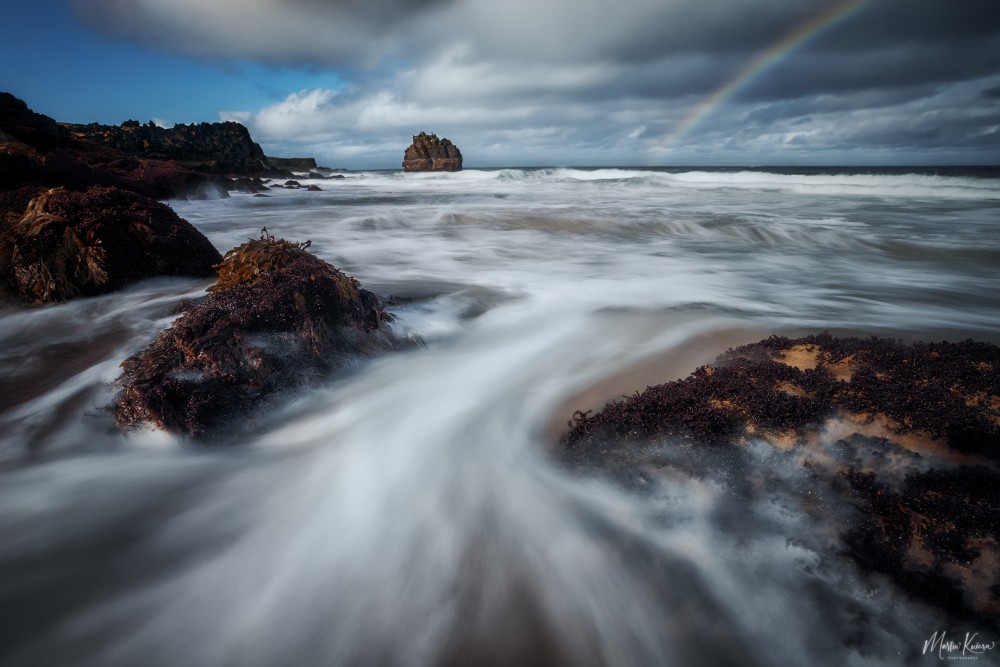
[66,120,268,174]
[0,92,70,151]
[402,132,462,172]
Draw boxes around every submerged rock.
[112,230,402,439]
[562,334,1000,626]
[0,185,221,303]
[402,132,462,172]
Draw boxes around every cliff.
[402,132,462,172]
[66,120,268,174]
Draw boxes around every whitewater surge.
[1,167,998,666]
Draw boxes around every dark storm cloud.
[72,0,1000,165]
[808,0,1000,51]
[285,0,456,21]
[70,0,1000,96]
[69,0,456,65]
[737,38,1000,102]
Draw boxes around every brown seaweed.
[561,334,1000,627]
[112,229,399,439]
[0,185,221,303]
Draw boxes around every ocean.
[1,167,999,665]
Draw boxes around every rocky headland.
[1,91,324,201]
[402,132,462,172]
[66,119,269,175]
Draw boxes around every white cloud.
[72,0,1000,166]
[218,110,252,124]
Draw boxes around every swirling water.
[1,167,999,666]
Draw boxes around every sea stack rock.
[402,132,462,172]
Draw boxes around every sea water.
[1,167,998,665]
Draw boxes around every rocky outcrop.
[562,334,1000,627]
[402,132,462,172]
[1,92,322,199]
[126,159,230,200]
[112,230,402,439]
[67,120,268,174]
[0,185,222,303]
[0,93,237,199]
[268,157,317,172]
[0,92,70,151]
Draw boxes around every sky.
[2,0,999,168]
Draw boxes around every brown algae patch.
[770,344,820,372]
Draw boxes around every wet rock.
[305,185,322,192]
[402,131,463,172]
[0,139,157,198]
[112,230,402,439]
[562,334,1000,626]
[229,177,268,194]
[268,157,317,172]
[43,150,162,196]
[127,159,229,200]
[0,185,221,303]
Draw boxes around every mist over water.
[1,168,998,665]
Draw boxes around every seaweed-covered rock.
[112,230,401,439]
[0,186,221,303]
[402,132,462,172]
[562,334,1000,626]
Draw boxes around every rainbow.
[656,0,868,153]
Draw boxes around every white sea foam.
[2,167,999,666]
[337,167,1000,200]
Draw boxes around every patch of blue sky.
[1,1,345,127]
